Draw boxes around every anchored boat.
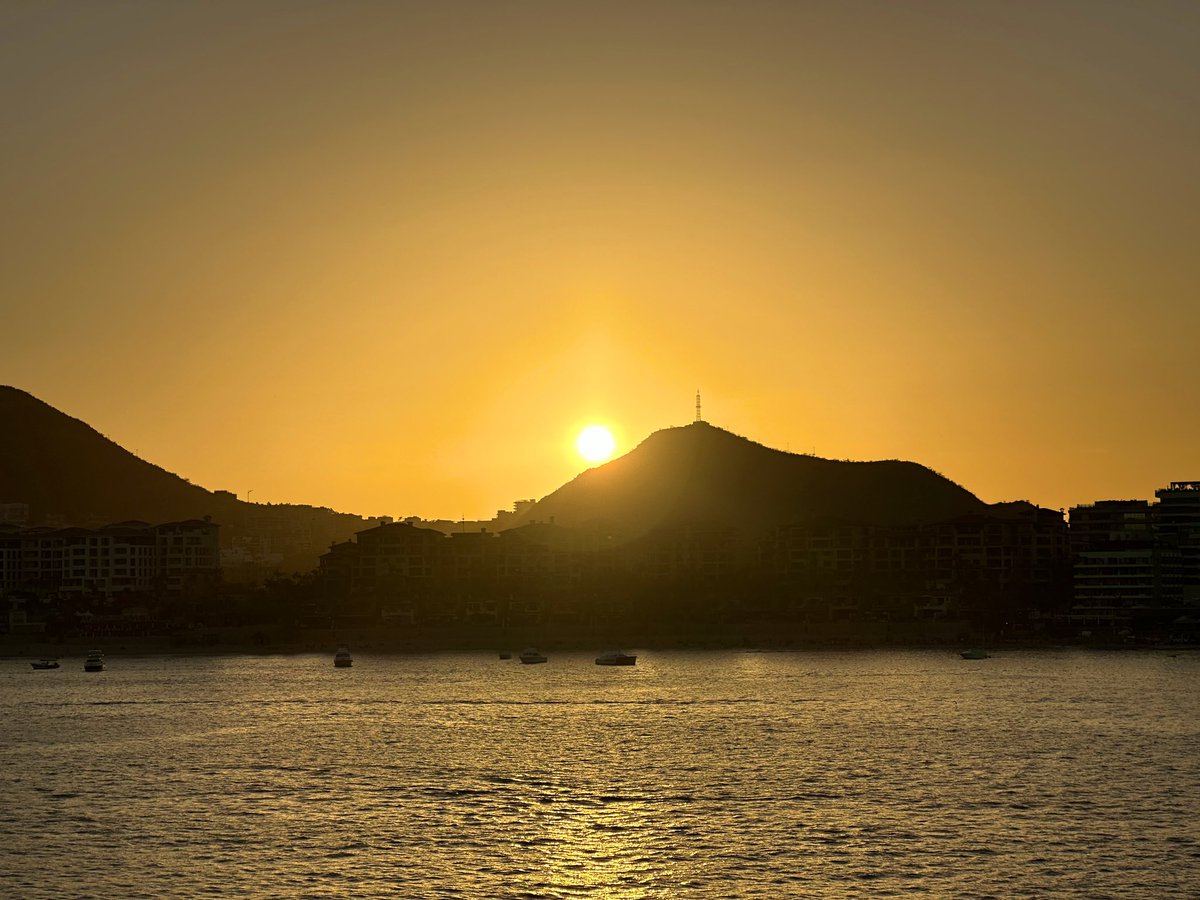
[595,650,637,666]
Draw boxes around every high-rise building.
[1154,481,1200,604]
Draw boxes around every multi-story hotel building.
[1068,483,1200,628]
[0,519,220,599]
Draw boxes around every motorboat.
[333,647,353,668]
[83,650,105,672]
[31,658,60,670]
[498,651,512,660]
[960,648,990,660]
[595,650,637,666]
[518,647,547,664]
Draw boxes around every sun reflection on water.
[528,794,669,898]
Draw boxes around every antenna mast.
[695,390,702,423]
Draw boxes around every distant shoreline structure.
[3,621,1194,659]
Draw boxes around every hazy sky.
[5,1,1198,518]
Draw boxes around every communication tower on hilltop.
[695,390,703,423]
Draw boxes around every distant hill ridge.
[1,386,1028,553]
[0,388,365,566]
[513,420,996,537]
[0,385,241,525]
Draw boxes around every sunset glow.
[4,3,1199,519]
[576,425,616,464]
[6,7,1200,898]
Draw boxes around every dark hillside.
[514,421,989,537]
[0,387,365,566]
[0,386,236,524]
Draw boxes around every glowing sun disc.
[576,425,616,463]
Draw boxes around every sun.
[576,424,616,463]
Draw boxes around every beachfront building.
[1154,481,1200,605]
[0,519,220,600]
[1068,493,1193,630]
[760,505,1069,622]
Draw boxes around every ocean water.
[1,649,1198,898]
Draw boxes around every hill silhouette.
[0,387,364,565]
[513,421,990,537]
[2,386,1006,563]
[0,386,242,524]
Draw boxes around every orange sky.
[4,2,1198,519]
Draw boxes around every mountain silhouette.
[0,386,243,524]
[2,386,1000,559]
[515,421,990,537]
[0,387,364,567]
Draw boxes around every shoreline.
[3,623,1194,659]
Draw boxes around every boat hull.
[595,652,637,666]
[518,647,547,664]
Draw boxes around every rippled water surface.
[2,649,1199,897]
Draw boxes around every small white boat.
[31,658,60,670]
[960,648,989,660]
[518,648,547,664]
[83,650,105,672]
[595,650,637,666]
[333,647,353,668]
